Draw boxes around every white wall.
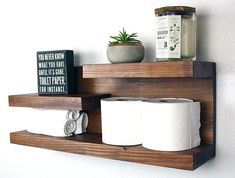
[1,0,235,177]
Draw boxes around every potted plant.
[107,28,145,63]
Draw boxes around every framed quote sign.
[37,50,75,95]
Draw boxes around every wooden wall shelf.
[11,130,215,170]
[83,61,214,78]
[9,61,216,171]
[8,93,110,110]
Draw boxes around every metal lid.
[155,6,195,15]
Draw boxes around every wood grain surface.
[8,93,110,110]
[83,61,215,78]
[10,131,215,170]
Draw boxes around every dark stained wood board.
[8,93,111,110]
[83,61,215,78]
[10,131,215,170]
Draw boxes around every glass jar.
[155,6,196,61]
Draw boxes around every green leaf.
[109,28,141,44]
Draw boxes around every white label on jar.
[156,15,181,59]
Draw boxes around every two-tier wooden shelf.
[9,61,216,170]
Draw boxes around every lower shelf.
[10,131,215,170]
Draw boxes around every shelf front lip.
[82,61,215,78]
[8,93,111,110]
[10,130,215,171]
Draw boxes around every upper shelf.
[8,93,111,110]
[83,61,215,78]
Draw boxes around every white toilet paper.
[26,109,88,137]
[74,112,88,134]
[66,110,88,134]
[101,97,144,146]
[141,98,200,151]
[191,102,201,147]
[27,109,71,137]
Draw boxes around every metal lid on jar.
[155,6,195,15]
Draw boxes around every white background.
[1,0,235,177]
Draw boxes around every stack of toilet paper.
[26,109,88,137]
[101,97,201,151]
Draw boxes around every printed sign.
[37,50,75,95]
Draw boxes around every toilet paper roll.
[74,112,88,134]
[26,109,88,137]
[191,102,201,147]
[142,98,200,151]
[101,97,144,146]
[67,110,81,121]
[27,109,72,137]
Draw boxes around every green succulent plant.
[108,28,141,46]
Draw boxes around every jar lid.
[155,6,195,15]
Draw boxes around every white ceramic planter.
[107,44,145,63]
